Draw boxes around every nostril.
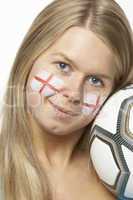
[61,90,81,104]
[63,94,69,98]
[73,99,81,105]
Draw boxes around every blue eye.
[88,76,104,87]
[55,61,70,73]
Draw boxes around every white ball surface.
[89,84,133,200]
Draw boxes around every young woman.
[0,0,133,200]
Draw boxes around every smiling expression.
[26,26,116,135]
[30,69,104,116]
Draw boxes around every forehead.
[37,26,116,78]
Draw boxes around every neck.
[30,118,86,170]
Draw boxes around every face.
[26,26,116,136]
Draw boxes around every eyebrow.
[50,52,113,81]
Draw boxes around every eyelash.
[54,61,70,73]
[53,61,104,87]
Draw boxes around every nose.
[62,91,81,105]
[61,73,84,105]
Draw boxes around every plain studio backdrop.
[0,0,132,120]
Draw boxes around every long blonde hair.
[0,0,133,199]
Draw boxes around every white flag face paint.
[82,93,99,115]
[93,95,107,115]
[30,70,65,97]
[82,93,107,116]
[30,69,107,117]
[30,79,42,92]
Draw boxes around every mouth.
[48,100,79,116]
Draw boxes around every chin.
[33,111,93,136]
[35,118,71,136]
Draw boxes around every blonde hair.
[0,0,133,199]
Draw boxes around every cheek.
[81,93,107,117]
[26,89,42,109]
[29,69,65,97]
[28,69,108,117]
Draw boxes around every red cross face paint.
[30,70,65,97]
[30,69,107,120]
[82,93,107,117]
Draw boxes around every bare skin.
[38,149,116,200]
[26,26,117,199]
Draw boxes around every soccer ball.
[89,84,133,200]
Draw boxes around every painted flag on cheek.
[30,69,107,116]
[82,93,100,115]
[30,70,65,97]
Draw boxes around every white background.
[0,0,132,105]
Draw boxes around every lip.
[48,100,78,116]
